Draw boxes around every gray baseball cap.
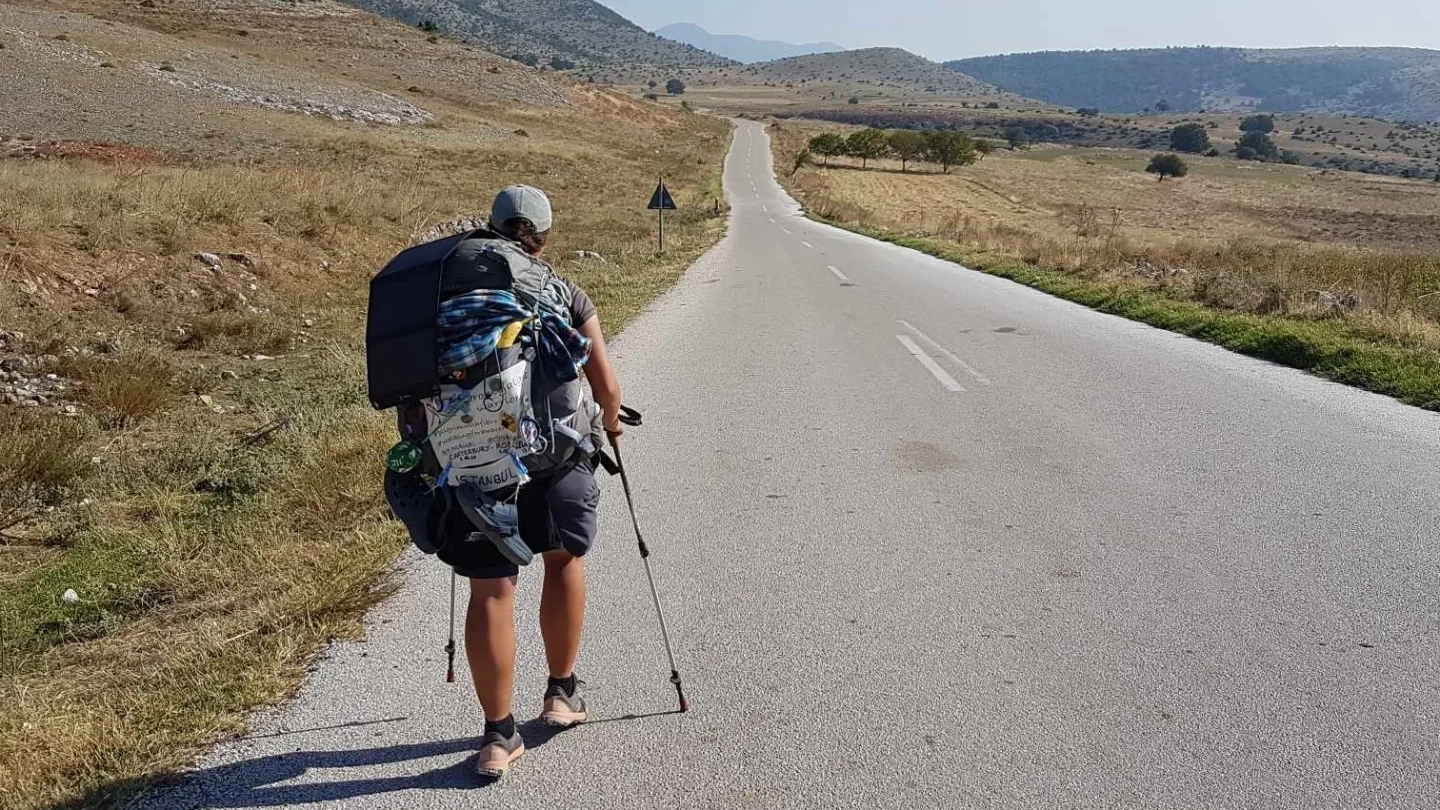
[490,185,553,234]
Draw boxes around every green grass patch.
[818,218,1440,411]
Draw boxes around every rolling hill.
[340,0,734,69]
[699,47,1025,104]
[655,23,843,64]
[947,47,1440,122]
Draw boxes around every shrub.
[1237,131,1280,161]
[72,353,175,430]
[1240,114,1276,133]
[0,409,90,517]
[666,78,685,95]
[1146,153,1189,181]
[1169,123,1211,154]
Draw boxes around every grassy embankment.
[0,102,730,810]
[768,121,1440,409]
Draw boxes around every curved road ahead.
[145,120,1440,810]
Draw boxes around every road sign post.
[648,178,677,253]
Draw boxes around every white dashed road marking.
[828,266,850,282]
[898,319,992,385]
[896,336,965,393]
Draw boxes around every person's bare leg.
[539,550,586,679]
[466,576,518,721]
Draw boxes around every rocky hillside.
[343,0,733,69]
[947,47,1440,122]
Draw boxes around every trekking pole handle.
[618,406,643,428]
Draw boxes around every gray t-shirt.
[557,276,597,329]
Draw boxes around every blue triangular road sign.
[647,181,677,211]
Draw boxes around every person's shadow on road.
[63,713,675,809]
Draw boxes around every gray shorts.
[446,459,601,580]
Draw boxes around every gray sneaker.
[541,679,589,728]
[475,728,525,779]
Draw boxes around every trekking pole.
[444,569,458,683]
[610,408,688,713]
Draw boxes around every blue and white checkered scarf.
[437,289,591,380]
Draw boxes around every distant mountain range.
[340,0,734,68]
[655,23,843,64]
[946,47,1440,122]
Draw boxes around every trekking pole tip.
[671,671,688,713]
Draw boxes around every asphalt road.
[141,120,1440,810]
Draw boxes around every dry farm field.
[0,2,730,808]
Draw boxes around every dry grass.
[0,4,731,806]
[67,353,175,429]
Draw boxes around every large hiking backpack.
[367,228,603,561]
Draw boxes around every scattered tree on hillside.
[846,128,890,168]
[417,19,438,33]
[888,130,928,172]
[647,79,658,89]
[1077,107,1101,117]
[1169,122,1211,154]
[1240,114,1276,133]
[551,56,576,70]
[1155,99,1172,112]
[510,53,539,67]
[793,146,811,176]
[1146,153,1189,181]
[1237,130,1280,160]
[1003,126,1029,150]
[808,133,847,167]
[986,101,1001,109]
[974,138,995,158]
[925,130,978,173]
[848,96,860,105]
[666,78,686,95]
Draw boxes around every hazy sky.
[603,0,1437,61]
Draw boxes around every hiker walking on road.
[378,186,625,779]
[455,187,625,777]
[457,187,624,778]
